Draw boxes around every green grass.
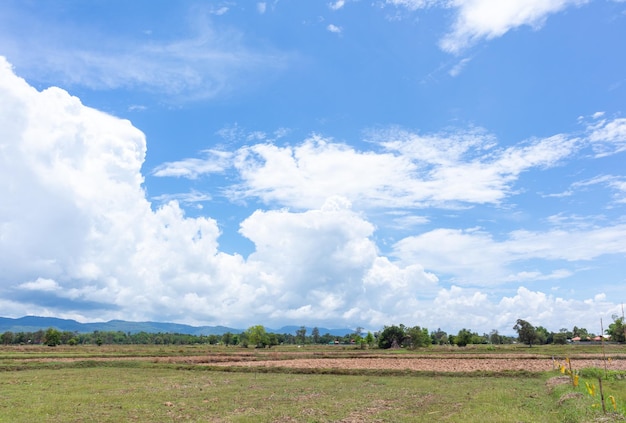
[0,366,561,423]
[0,344,625,422]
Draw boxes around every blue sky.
[1,0,625,335]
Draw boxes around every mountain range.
[0,316,354,336]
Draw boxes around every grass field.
[1,344,625,422]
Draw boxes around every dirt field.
[13,349,626,373]
[204,355,626,372]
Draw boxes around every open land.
[1,344,626,422]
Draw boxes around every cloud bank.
[1,56,623,334]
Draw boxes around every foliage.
[311,327,320,344]
[245,325,270,348]
[431,328,449,345]
[606,316,625,343]
[378,325,406,349]
[514,319,538,347]
[405,326,430,349]
[454,328,475,347]
[296,326,307,344]
[44,328,61,347]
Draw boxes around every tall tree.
[245,325,269,348]
[454,328,474,347]
[514,319,538,347]
[378,325,406,349]
[606,316,625,343]
[311,327,320,344]
[406,326,430,348]
[296,326,307,345]
[44,327,61,347]
[489,329,502,345]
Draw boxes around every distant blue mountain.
[0,316,240,335]
[0,316,354,336]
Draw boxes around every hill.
[0,316,353,336]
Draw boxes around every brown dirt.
[204,356,626,372]
[14,351,626,373]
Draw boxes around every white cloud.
[152,190,212,207]
[440,0,589,53]
[385,0,442,11]
[586,117,626,157]
[571,175,626,204]
[257,3,267,14]
[393,223,626,285]
[0,58,445,329]
[18,278,61,292]
[152,150,233,179]
[223,129,577,209]
[1,57,623,334]
[329,1,346,11]
[384,0,589,54]
[0,57,235,323]
[327,24,343,34]
[429,285,618,334]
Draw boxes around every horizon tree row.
[1,315,623,347]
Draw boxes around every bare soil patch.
[206,356,626,372]
[13,350,626,373]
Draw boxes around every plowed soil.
[205,355,626,372]
[15,350,626,373]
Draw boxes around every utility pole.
[622,303,626,342]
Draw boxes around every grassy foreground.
[0,344,624,422]
[0,366,557,422]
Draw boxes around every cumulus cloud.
[428,286,619,334]
[1,56,623,334]
[216,128,577,209]
[0,57,229,322]
[440,0,589,54]
[0,57,444,329]
[385,0,589,54]
[393,223,626,285]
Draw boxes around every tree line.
[1,315,624,348]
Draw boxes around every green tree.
[572,326,590,340]
[514,319,538,347]
[535,326,550,345]
[364,331,375,348]
[606,316,625,343]
[245,325,269,348]
[454,328,474,347]
[553,332,568,345]
[1,331,14,345]
[44,327,61,347]
[296,326,307,345]
[221,332,234,346]
[378,325,406,349]
[489,329,502,345]
[311,327,320,344]
[406,326,430,349]
[430,328,448,345]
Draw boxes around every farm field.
[1,344,625,422]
